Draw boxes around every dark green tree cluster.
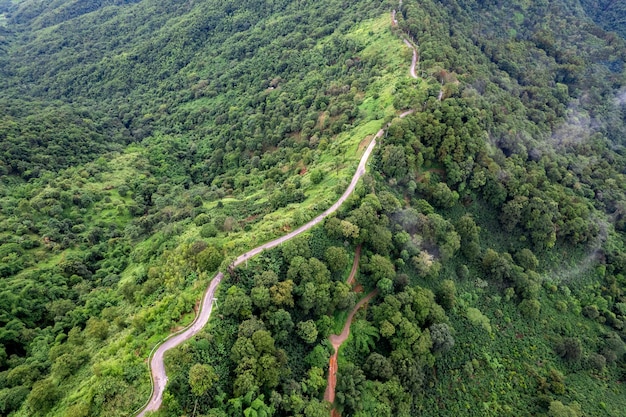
[0,0,395,414]
[161,233,350,416]
[1,0,626,415]
[163,185,457,416]
[0,100,130,179]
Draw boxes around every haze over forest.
[1,0,626,416]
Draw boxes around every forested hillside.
[579,0,626,39]
[1,0,626,416]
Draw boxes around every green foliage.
[431,182,459,208]
[557,337,583,362]
[548,400,582,417]
[351,319,380,354]
[196,246,223,272]
[515,248,539,271]
[466,307,492,333]
[376,277,394,295]
[324,246,349,274]
[282,235,311,263]
[222,286,252,319]
[188,363,218,397]
[305,345,331,369]
[0,386,29,415]
[200,223,219,238]
[0,102,126,179]
[0,0,625,415]
[309,169,324,185]
[25,378,60,415]
[85,318,109,341]
[363,352,393,381]
[335,363,366,414]
[430,323,454,354]
[437,279,457,310]
[243,394,273,417]
[366,254,396,286]
[51,351,89,379]
[579,0,626,38]
[297,320,319,344]
[519,298,541,319]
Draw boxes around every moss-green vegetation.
[1,0,626,416]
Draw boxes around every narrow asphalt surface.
[137,273,223,416]
[137,131,380,416]
[403,38,418,79]
[136,25,418,417]
[231,134,379,268]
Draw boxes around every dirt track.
[323,289,378,406]
[346,244,361,286]
[136,136,378,416]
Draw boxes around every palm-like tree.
[351,319,379,354]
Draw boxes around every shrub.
[310,169,324,184]
[194,213,211,226]
[556,337,582,362]
[586,353,606,372]
[200,223,218,238]
[519,299,541,319]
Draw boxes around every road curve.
[403,38,418,79]
[231,135,379,268]
[323,245,365,409]
[136,273,223,416]
[135,33,419,417]
[346,244,361,287]
[136,130,380,416]
[324,289,378,406]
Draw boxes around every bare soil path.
[346,244,361,287]
[323,289,378,408]
[322,243,372,415]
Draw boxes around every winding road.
[324,289,378,414]
[395,0,418,81]
[137,274,224,416]
[135,14,419,417]
[136,121,382,417]
[403,38,418,80]
[323,244,377,416]
[397,8,445,101]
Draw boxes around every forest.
[1,0,626,416]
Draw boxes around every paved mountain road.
[231,133,379,267]
[403,38,418,79]
[135,24,418,417]
[137,127,382,416]
[137,273,224,416]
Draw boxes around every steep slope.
[1,0,626,416]
[579,0,626,39]
[159,1,626,416]
[0,1,412,416]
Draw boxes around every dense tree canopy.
[0,0,626,415]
